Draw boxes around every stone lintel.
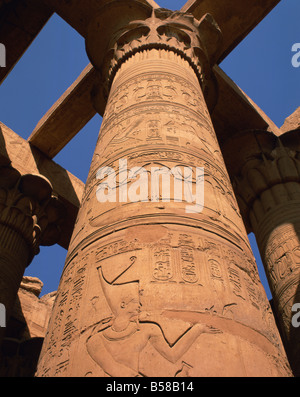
[28,64,99,159]
[0,0,53,84]
[212,65,280,145]
[26,64,280,160]
[280,106,300,134]
[181,0,281,63]
[0,122,84,250]
[25,0,282,160]
[41,0,158,38]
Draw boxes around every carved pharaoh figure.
[85,266,221,377]
[36,5,292,377]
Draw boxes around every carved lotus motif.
[102,9,222,92]
[0,167,65,264]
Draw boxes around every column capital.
[0,166,65,265]
[222,129,300,231]
[86,5,222,110]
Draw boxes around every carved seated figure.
[86,282,221,377]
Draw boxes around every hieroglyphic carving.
[244,278,261,311]
[230,135,300,375]
[152,244,173,281]
[37,250,90,376]
[37,9,292,377]
[202,241,223,281]
[147,119,162,141]
[91,231,263,311]
[83,252,222,377]
[75,148,248,256]
[265,223,300,292]
[97,114,217,167]
[105,72,207,121]
[178,234,198,284]
[260,221,300,355]
[95,238,142,262]
[179,246,197,283]
[227,266,245,301]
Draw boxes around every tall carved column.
[0,166,64,345]
[36,6,291,377]
[222,129,300,376]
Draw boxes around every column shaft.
[250,189,300,375]
[36,49,291,377]
[0,225,29,342]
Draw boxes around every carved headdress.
[97,254,140,315]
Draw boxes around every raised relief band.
[36,6,292,377]
[87,8,222,111]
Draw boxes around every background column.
[222,129,300,376]
[0,165,64,346]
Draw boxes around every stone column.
[0,165,64,346]
[222,129,300,376]
[36,7,292,377]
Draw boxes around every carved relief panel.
[38,223,287,377]
[37,11,292,377]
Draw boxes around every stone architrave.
[222,129,300,376]
[0,165,65,346]
[36,6,292,377]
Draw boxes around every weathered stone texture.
[222,129,300,376]
[35,8,292,377]
[0,0,298,378]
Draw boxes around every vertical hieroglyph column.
[36,8,292,377]
[222,130,300,376]
[0,166,64,345]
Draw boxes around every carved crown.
[86,5,222,108]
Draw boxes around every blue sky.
[0,0,299,298]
